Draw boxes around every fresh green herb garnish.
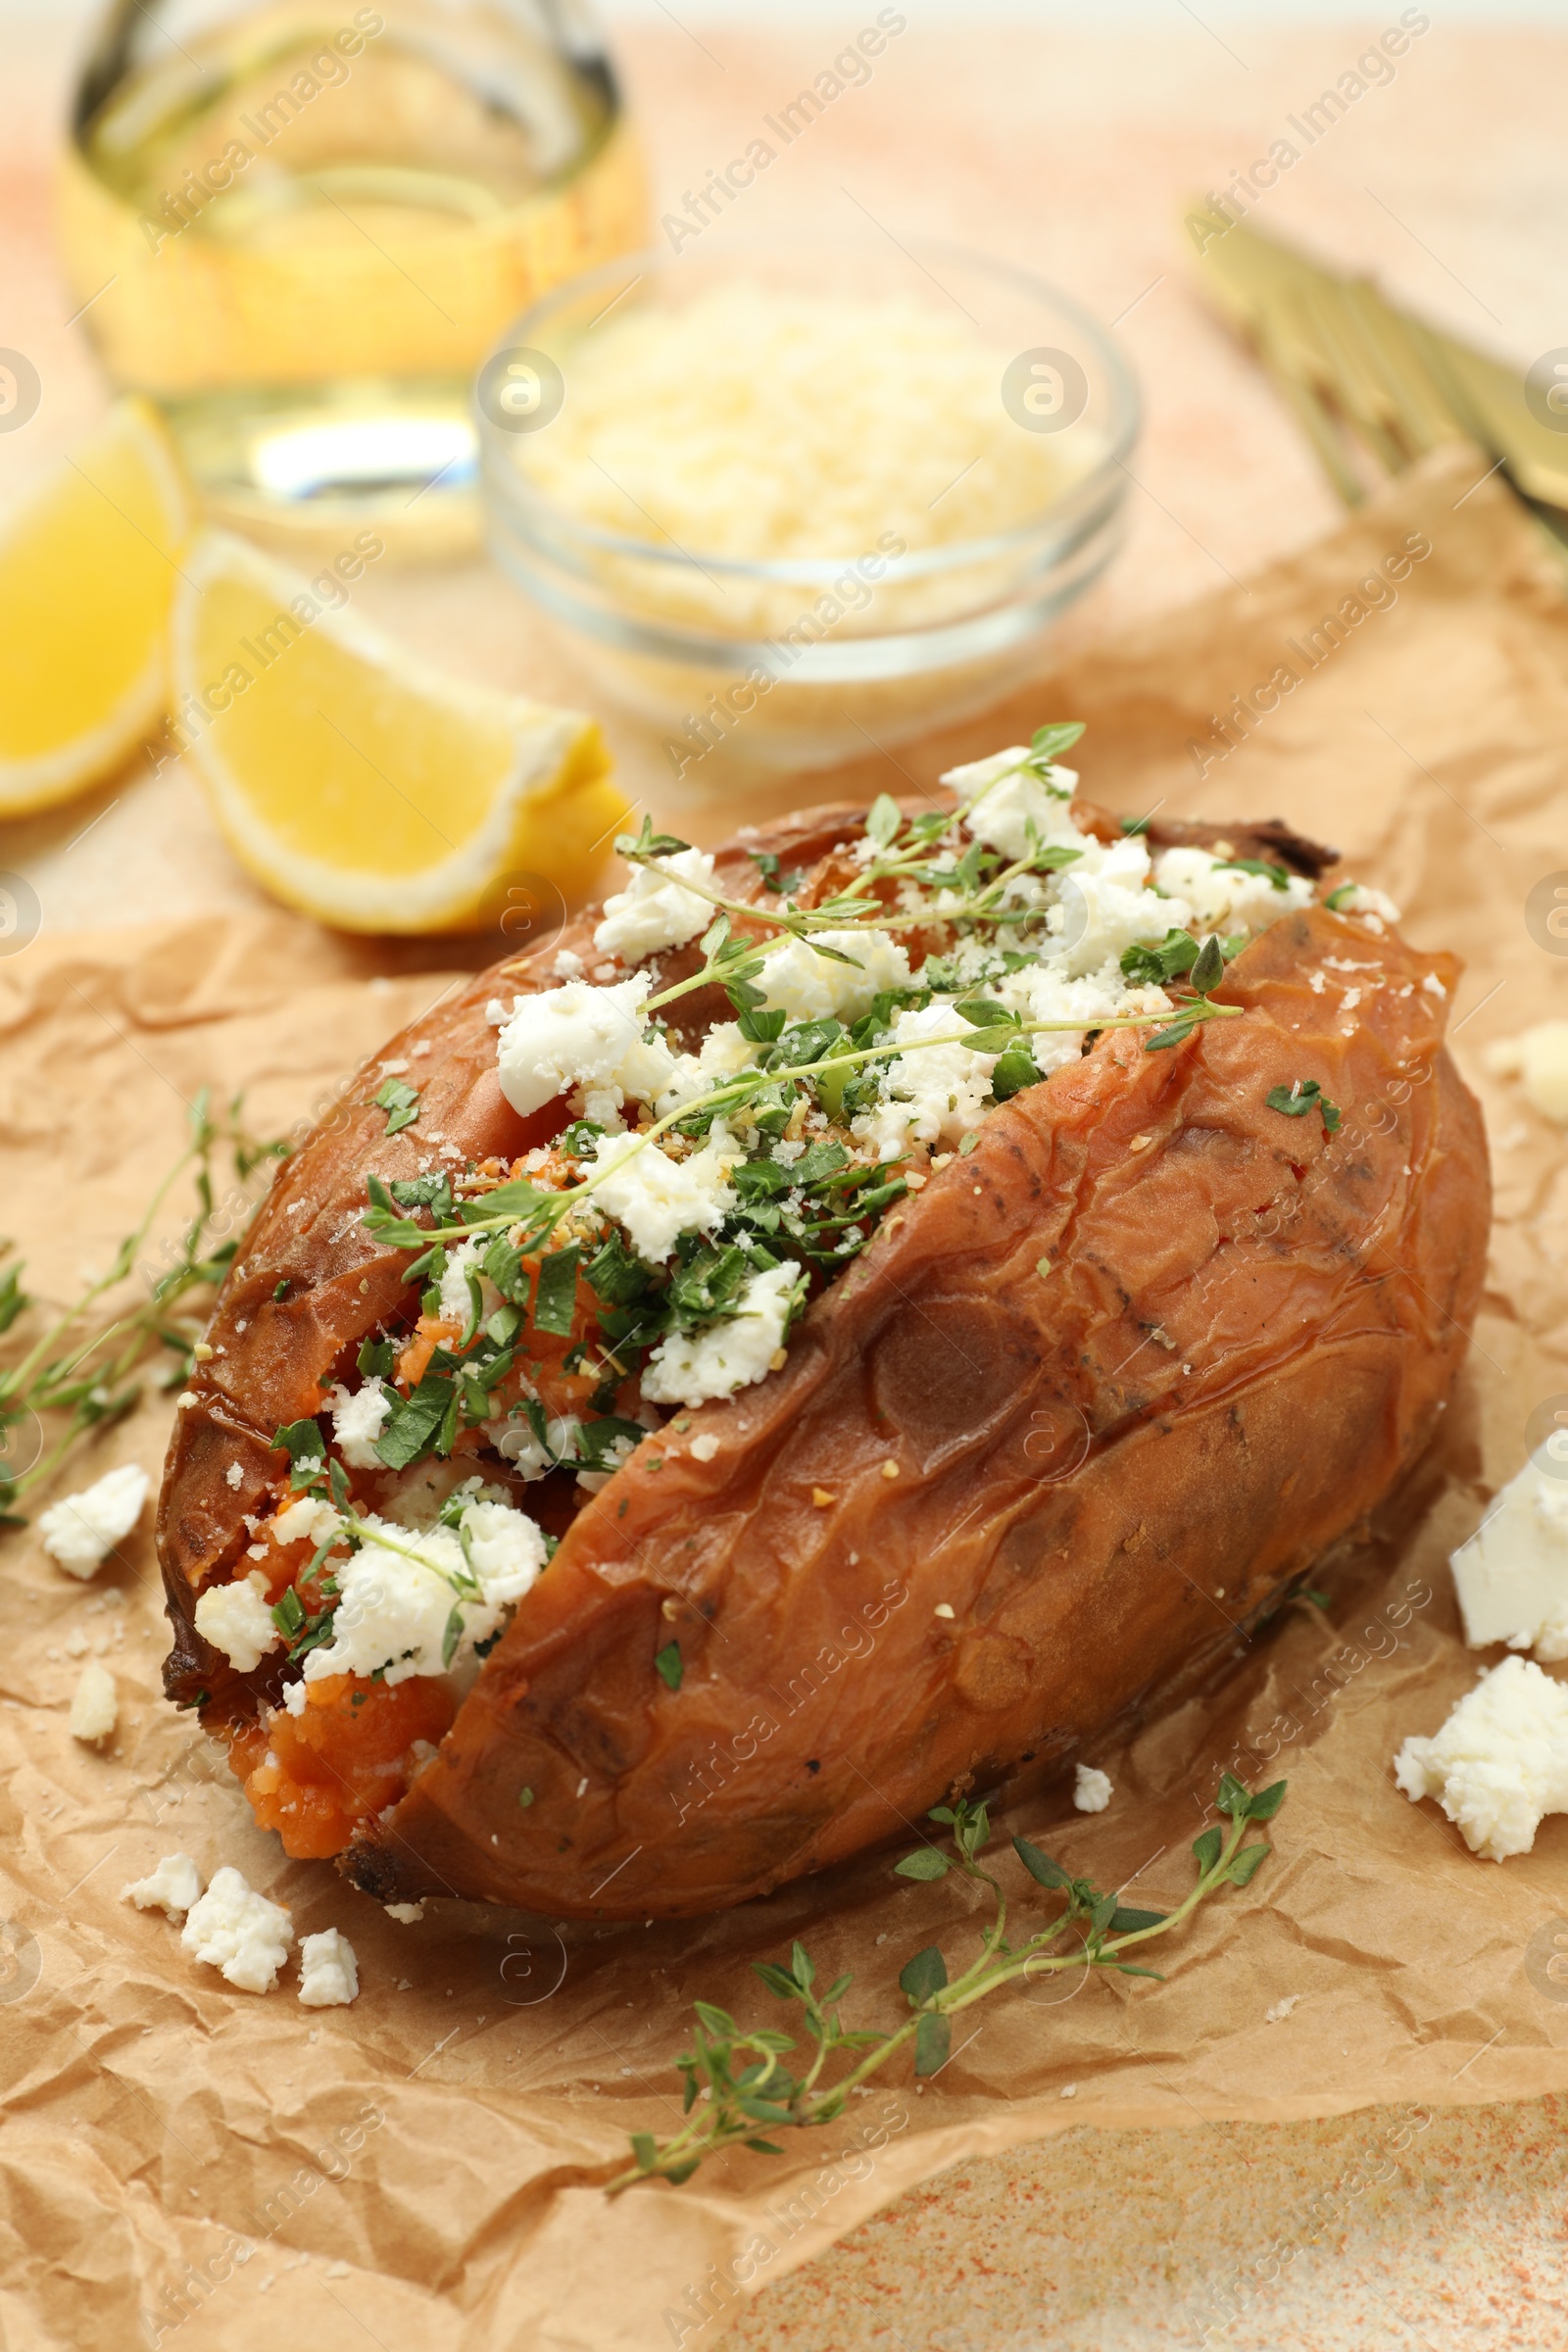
[1323,883,1357,911]
[1214,858,1291,891]
[654,1641,683,1691]
[1266,1078,1342,1133]
[610,1772,1286,2189]
[0,1091,288,1525]
[372,1077,421,1135]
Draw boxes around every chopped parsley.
[1266,1078,1342,1134]
[655,1641,683,1691]
[372,1077,421,1135]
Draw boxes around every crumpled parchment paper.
[2,445,1566,2352]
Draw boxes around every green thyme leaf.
[1028,720,1086,766]
[1324,882,1357,910]
[894,1847,951,1882]
[898,1944,948,2005]
[1247,1779,1289,1820]
[913,2013,952,2076]
[866,793,903,849]
[1109,1906,1167,1934]
[441,1602,465,1669]
[1216,1771,1252,1818]
[1189,934,1226,995]
[1226,1841,1271,1886]
[1266,1078,1341,1132]
[1012,1836,1070,1890]
[518,1786,534,1807]
[655,1641,683,1691]
[1193,1825,1224,1874]
[372,1077,420,1135]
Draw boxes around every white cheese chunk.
[586,1125,740,1264]
[329,1377,391,1468]
[1152,846,1314,934]
[495,975,652,1117]
[1486,1022,1568,1126]
[38,1463,150,1579]
[180,1865,294,1993]
[641,1263,799,1407]
[759,928,912,1026]
[1394,1655,1568,1861]
[121,1853,203,1918]
[941,748,1081,861]
[593,846,717,962]
[69,1658,118,1742]
[301,1498,544,1686]
[298,1926,360,2008]
[194,1570,283,1674]
[1450,1454,1568,1659]
[851,1004,998,1158]
[1073,1763,1112,1813]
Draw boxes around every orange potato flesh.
[157,803,1489,1917]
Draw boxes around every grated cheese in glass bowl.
[476,234,1139,785]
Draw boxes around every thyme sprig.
[608,1770,1286,2189]
[0,1092,288,1525]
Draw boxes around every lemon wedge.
[0,398,191,814]
[170,532,626,933]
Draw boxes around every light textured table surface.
[4,9,1567,2347]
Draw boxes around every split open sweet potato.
[158,796,1489,1917]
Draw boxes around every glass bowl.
[477,233,1140,782]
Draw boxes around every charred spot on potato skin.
[806,1759,820,1774]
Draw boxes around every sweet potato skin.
[158,806,1489,1918]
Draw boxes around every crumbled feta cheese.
[851,1004,998,1158]
[1486,1022,1568,1126]
[195,1571,283,1674]
[224,1462,244,1492]
[642,1263,799,1406]
[298,1927,360,2008]
[384,1901,424,1924]
[1394,1655,1568,1860]
[329,1377,392,1469]
[1265,1994,1302,2024]
[1449,1452,1568,1659]
[180,1866,294,1992]
[586,1124,741,1264]
[282,1679,309,1716]
[494,975,652,1117]
[69,1659,118,1742]
[1422,970,1446,999]
[302,1499,543,1685]
[270,1494,338,1548]
[1073,1763,1112,1813]
[1152,846,1314,935]
[552,946,584,979]
[689,1431,720,1463]
[455,1497,549,1602]
[37,1464,150,1579]
[1333,881,1401,922]
[121,1853,203,1919]
[436,1237,496,1330]
[759,928,912,1025]
[941,748,1080,861]
[593,846,717,962]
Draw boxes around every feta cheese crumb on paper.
[593,846,717,962]
[1265,1994,1303,2024]
[384,1902,424,1925]
[194,1571,283,1674]
[298,1927,360,2008]
[1449,1452,1568,1659]
[180,1865,294,1992]
[69,1659,118,1742]
[121,1853,203,1919]
[1486,1021,1568,1126]
[1072,1763,1112,1813]
[329,1376,392,1468]
[641,1263,799,1407]
[37,1463,150,1579]
[1394,1655,1568,1861]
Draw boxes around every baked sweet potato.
[158,777,1488,1918]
